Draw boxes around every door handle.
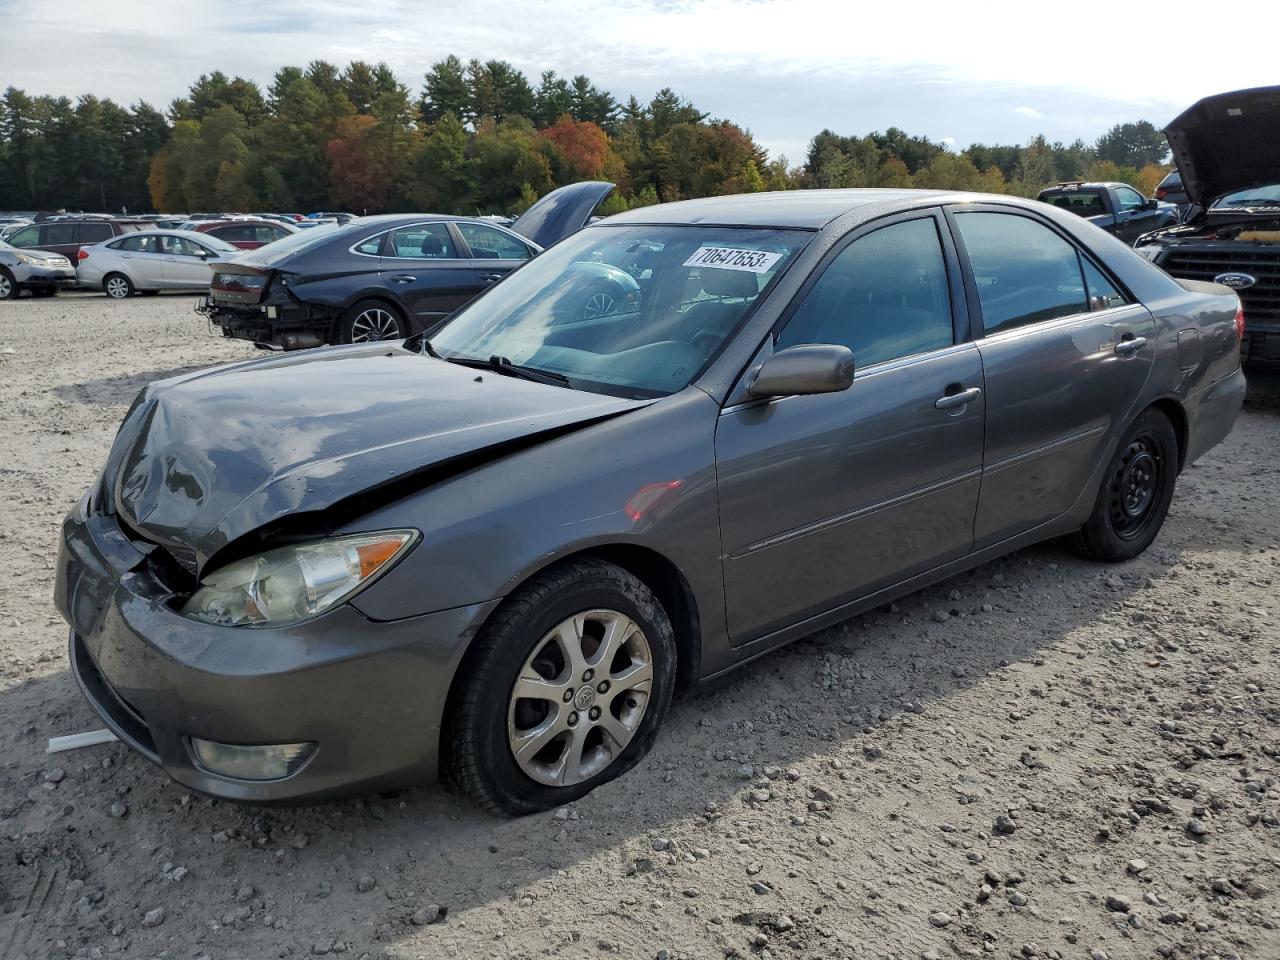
[1114,336,1148,356]
[935,386,982,411]
[389,274,416,284]
[480,273,503,284]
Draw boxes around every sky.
[3,0,1276,163]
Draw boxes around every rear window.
[1040,191,1106,217]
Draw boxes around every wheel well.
[1150,397,1188,472]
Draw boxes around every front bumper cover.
[19,264,77,288]
[55,499,496,802]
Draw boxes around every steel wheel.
[583,291,617,320]
[349,307,402,342]
[0,271,13,300]
[507,609,653,787]
[1108,434,1163,540]
[105,275,132,299]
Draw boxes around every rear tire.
[448,559,677,816]
[1070,407,1178,562]
[0,268,17,300]
[103,273,134,299]
[337,300,408,344]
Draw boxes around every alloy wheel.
[349,308,402,342]
[105,276,130,299]
[507,609,653,787]
[0,274,11,299]
[583,292,617,320]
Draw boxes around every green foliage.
[0,57,1176,217]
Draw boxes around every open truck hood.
[108,345,645,574]
[1165,85,1280,207]
[510,181,614,249]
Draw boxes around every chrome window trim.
[349,222,470,262]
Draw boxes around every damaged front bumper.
[54,494,494,802]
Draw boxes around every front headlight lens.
[16,253,45,266]
[180,530,417,627]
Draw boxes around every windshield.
[430,224,807,398]
[1213,184,1280,207]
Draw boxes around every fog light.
[189,738,315,781]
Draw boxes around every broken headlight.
[181,531,418,627]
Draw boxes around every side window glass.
[8,226,39,246]
[953,212,1087,334]
[354,233,384,256]
[1116,187,1145,211]
[161,235,198,256]
[387,223,458,259]
[457,222,532,261]
[42,224,77,246]
[122,235,159,253]
[79,223,112,243]
[776,217,954,367]
[1081,255,1127,310]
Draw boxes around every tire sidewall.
[0,268,16,300]
[468,570,676,813]
[1088,408,1178,560]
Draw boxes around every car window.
[254,225,285,243]
[211,224,253,243]
[116,234,160,253]
[41,224,77,246]
[8,225,39,246]
[1115,187,1145,212]
[116,223,142,233]
[1081,255,1127,310]
[1041,192,1106,217]
[79,223,113,243]
[387,223,458,259]
[161,235,203,256]
[953,212,1087,334]
[776,217,954,367]
[354,232,384,256]
[456,222,532,261]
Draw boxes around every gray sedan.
[55,188,1244,813]
[0,239,76,299]
[76,230,239,298]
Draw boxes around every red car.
[184,219,298,250]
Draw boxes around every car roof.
[600,188,965,229]
[1039,182,1133,193]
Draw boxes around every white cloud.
[1015,106,1044,119]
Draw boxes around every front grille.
[1162,248,1280,327]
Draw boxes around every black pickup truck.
[1037,181,1178,244]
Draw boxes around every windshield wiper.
[444,354,572,387]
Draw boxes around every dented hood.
[109,346,645,573]
[1165,85,1280,207]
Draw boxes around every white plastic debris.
[47,729,119,753]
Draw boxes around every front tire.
[448,559,676,816]
[103,273,134,299]
[338,300,408,344]
[0,268,17,300]
[1070,407,1178,562]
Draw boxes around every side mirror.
[1144,198,1159,210]
[747,344,855,399]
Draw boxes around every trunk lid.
[1165,85,1280,207]
[510,181,614,249]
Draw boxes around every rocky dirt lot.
[0,292,1277,960]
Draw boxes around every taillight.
[1235,304,1246,341]
[78,249,90,260]
[1156,187,1168,200]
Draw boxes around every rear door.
[947,206,1156,547]
[114,234,168,287]
[715,211,985,644]
[378,222,483,327]
[454,220,536,292]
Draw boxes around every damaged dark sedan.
[1136,85,1280,361]
[57,188,1245,813]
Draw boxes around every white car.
[76,230,240,298]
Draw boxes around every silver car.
[0,238,76,300]
[77,230,240,299]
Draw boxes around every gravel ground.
[1,292,1278,960]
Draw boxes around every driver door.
[715,212,985,645]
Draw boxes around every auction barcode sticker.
[682,246,783,274]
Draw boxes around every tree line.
[0,57,1173,216]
